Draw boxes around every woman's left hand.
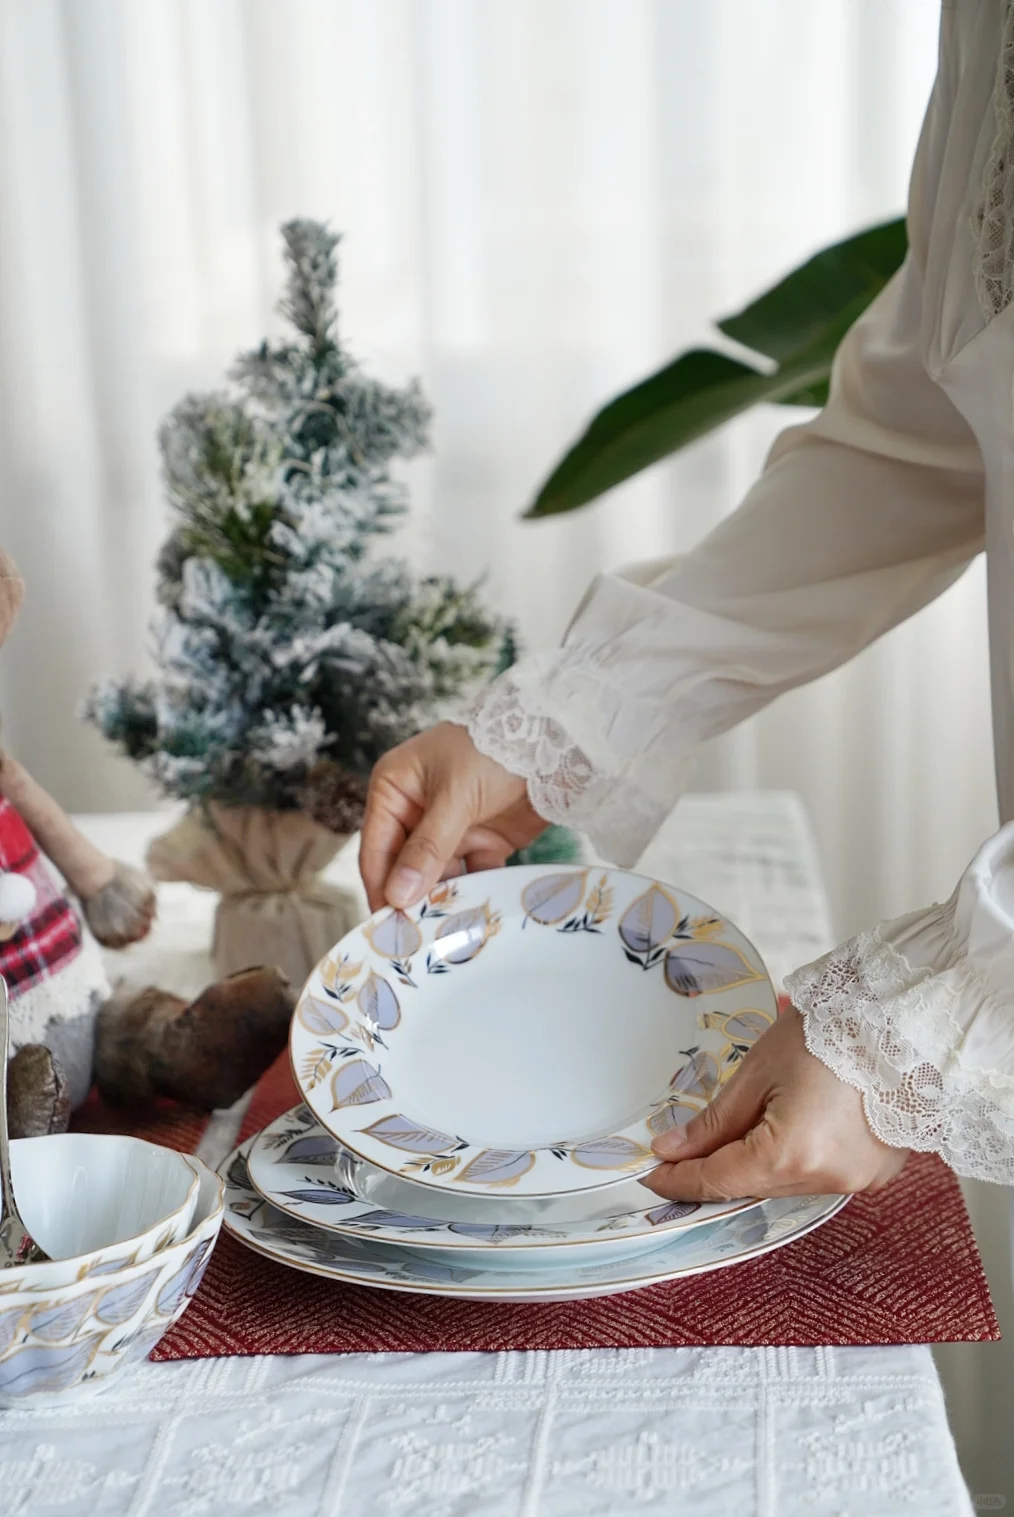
[641,1006,909,1201]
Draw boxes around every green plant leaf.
[526,351,764,519]
[717,217,907,362]
[525,216,907,518]
[526,319,849,518]
[776,377,831,408]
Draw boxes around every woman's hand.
[360,722,547,911]
[642,1006,909,1201]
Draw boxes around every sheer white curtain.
[1,0,1009,1480]
[0,0,992,944]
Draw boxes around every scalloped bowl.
[0,1134,199,1293]
[0,1154,223,1407]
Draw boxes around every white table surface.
[0,794,973,1516]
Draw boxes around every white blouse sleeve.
[465,250,984,865]
[784,826,1014,1185]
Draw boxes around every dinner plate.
[222,1137,847,1301]
[289,865,777,1199]
[247,1105,759,1263]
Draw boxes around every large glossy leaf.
[716,217,908,362]
[526,217,906,517]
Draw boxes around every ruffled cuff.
[786,868,1014,1185]
[461,655,693,867]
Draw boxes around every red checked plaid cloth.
[0,797,83,998]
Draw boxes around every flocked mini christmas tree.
[86,219,506,822]
[86,220,576,986]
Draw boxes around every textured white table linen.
[0,795,973,1517]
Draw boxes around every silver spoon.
[0,976,49,1267]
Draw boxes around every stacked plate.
[222,865,846,1301]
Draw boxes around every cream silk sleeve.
[461,248,1014,1180]
[465,251,985,865]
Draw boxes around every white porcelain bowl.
[0,1154,223,1407]
[291,865,776,1200]
[0,1134,198,1292]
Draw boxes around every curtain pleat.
[0,0,992,943]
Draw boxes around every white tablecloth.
[0,794,973,1517]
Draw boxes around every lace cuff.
[460,657,693,866]
[786,895,1014,1185]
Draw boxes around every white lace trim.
[786,915,1014,1186]
[972,0,1014,319]
[462,665,684,866]
[8,936,109,1050]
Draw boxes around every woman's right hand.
[359,722,547,911]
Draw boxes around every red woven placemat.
[86,1049,994,1357]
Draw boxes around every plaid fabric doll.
[0,796,114,1107]
[0,546,296,1137]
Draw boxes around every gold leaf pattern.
[299,1048,332,1090]
[685,915,723,940]
[585,873,614,926]
[426,1156,459,1178]
[318,954,362,995]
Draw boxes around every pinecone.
[299,760,370,835]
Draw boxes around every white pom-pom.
[0,873,37,924]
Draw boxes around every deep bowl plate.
[247,1105,759,1262]
[223,1137,847,1301]
[289,865,778,1199]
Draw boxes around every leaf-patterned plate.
[247,1105,759,1263]
[222,1138,848,1302]
[290,865,777,1199]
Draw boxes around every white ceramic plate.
[223,1137,847,1301]
[290,865,777,1199]
[247,1105,759,1264]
